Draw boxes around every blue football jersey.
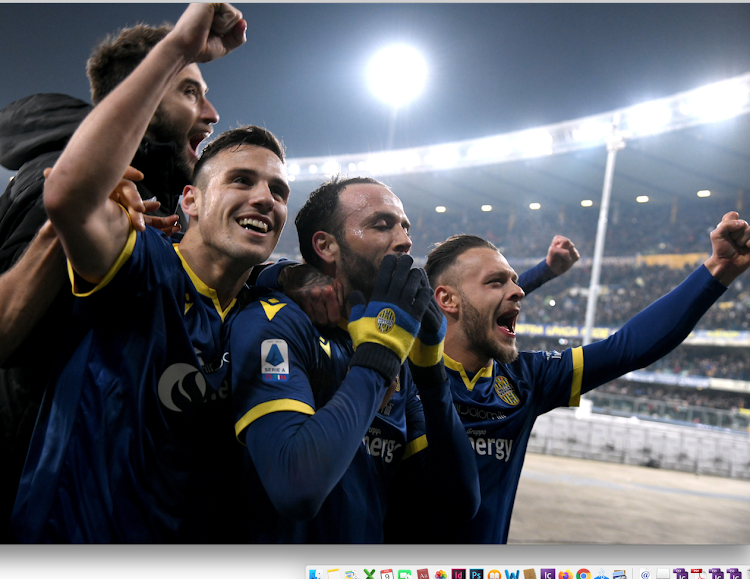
[11,226,241,543]
[444,348,581,544]
[230,290,427,543]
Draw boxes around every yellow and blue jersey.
[230,290,428,543]
[11,226,241,542]
[443,349,580,544]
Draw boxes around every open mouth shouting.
[188,130,212,159]
[496,309,519,338]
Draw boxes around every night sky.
[1,3,749,163]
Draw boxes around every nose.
[201,95,219,125]
[509,282,525,302]
[251,180,276,213]
[393,225,412,254]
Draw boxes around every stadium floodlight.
[285,71,750,182]
[321,160,341,176]
[581,199,593,207]
[368,44,427,108]
[288,163,300,176]
[516,130,553,157]
[529,202,541,210]
[626,103,672,135]
[697,190,711,198]
[572,121,610,143]
[636,196,649,203]
[308,164,318,174]
[435,206,446,213]
[348,162,357,172]
[425,145,460,168]
[682,83,749,122]
[481,205,492,212]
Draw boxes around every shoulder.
[232,290,318,349]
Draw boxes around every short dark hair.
[295,175,387,269]
[87,23,173,105]
[193,125,286,190]
[425,234,500,288]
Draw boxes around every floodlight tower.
[368,44,427,149]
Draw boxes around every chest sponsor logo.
[494,376,519,405]
[363,426,402,463]
[455,402,506,421]
[377,308,396,333]
[468,433,513,461]
[261,339,289,381]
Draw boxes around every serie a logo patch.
[494,375,519,405]
[261,339,289,381]
[376,308,396,333]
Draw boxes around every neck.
[178,233,252,310]
[444,324,491,374]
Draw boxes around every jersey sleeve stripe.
[569,346,583,407]
[401,434,428,460]
[234,399,315,444]
[70,210,137,297]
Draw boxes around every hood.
[0,93,92,170]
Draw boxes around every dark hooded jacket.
[0,93,191,537]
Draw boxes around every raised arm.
[579,212,750,393]
[43,3,246,283]
[518,235,579,294]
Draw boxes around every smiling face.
[185,144,289,270]
[147,63,219,177]
[335,183,412,298]
[443,247,525,366]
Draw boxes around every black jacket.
[0,93,191,537]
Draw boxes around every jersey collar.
[443,353,494,392]
[173,244,237,321]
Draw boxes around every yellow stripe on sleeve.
[234,399,315,444]
[70,216,137,297]
[401,434,428,460]
[570,346,583,407]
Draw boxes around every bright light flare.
[435,206,446,213]
[368,45,427,107]
[529,202,541,210]
[682,84,748,122]
[697,190,711,198]
[481,205,492,212]
[636,196,649,203]
[516,130,553,156]
[581,199,593,207]
[628,103,672,134]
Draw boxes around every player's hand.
[348,254,433,382]
[408,289,447,369]
[48,166,181,235]
[545,235,579,276]
[704,211,750,286]
[280,263,344,328]
[170,3,247,64]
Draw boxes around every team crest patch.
[261,339,289,381]
[376,308,396,333]
[494,376,519,405]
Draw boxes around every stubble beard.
[460,289,519,365]
[338,237,381,303]
[148,105,196,180]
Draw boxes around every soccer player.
[229,176,480,542]
[416,213,750,543]
[9,3,284,542]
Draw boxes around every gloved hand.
[408,292,447,368]
[348,254,432,383]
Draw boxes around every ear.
[435,285,460,315]
[181,184,200,219]
[312,231,339,271]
